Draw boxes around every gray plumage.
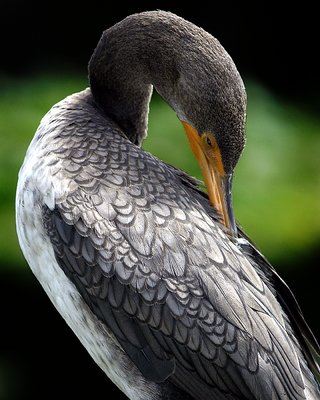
[16,10,320,400]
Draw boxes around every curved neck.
[88,10,246,169]
[89,12,185,145]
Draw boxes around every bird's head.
[157,15,247,238]
[178,58,246,238]
[181,73,246,237]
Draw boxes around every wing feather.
[43,193,311,398]
[39,109,319,398]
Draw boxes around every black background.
[2,2,319,104]
[1,1,319,399]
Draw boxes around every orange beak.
[182,121,237,237]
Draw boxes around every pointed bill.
[182,121,237,237]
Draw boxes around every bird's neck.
[89,47,152,146]
[88,12,188,146]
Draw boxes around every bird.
[16,10,320,400]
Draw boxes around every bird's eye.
[201,133,216,152]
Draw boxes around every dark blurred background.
[0,1,319,399]
[2,2,319,104]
